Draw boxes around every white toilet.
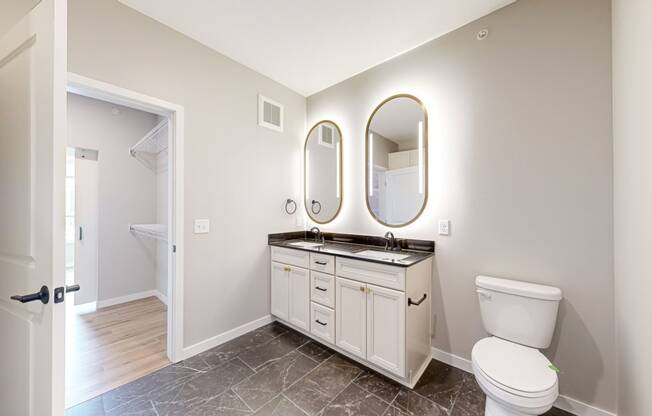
[472,275,562,416]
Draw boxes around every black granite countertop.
[268,231,434,267]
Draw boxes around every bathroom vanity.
[268,231,434,387]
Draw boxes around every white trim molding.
[431,347,616,416]
[67,72,185,363]
[96,290,163,309]
[182,315,273,360]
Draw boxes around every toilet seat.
[472,337,558,414]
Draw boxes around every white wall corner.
[182,315,274,360]
[430,347,616,416]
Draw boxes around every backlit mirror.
[366,95,428,227]
[305,121,343,223]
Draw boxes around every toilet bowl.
[472,276,562,416]
[472,337,558,416]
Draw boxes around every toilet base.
[485,397,548,416]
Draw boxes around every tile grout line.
[236,356,259,374]
[281,393,312,416]
[231,387,255,413]
[234,354,331,415]
[230,341,330,413]
[295,348,325,365]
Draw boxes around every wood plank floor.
[65,296,170,408]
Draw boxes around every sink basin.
[356,250,411,261]
[288,241,323,248]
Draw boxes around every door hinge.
[172,245,177,253]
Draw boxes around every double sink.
[288,240,412,262]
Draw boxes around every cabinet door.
[336,277,367,359]
[271,262,289,321]
[366,284,405,376]
[288,266,310,330]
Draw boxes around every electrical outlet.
[194,219,210,234]
[438,220,450,236]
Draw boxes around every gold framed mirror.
[304,120,343,224]
[365,94,428,227]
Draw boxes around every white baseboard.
[96,290,165,309]
[73,301,97,314]
[182,315,273,360]
[154,291,168,305]
[430,347,615,416]
[431,346,473,373]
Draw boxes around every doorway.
[64,74,185,409]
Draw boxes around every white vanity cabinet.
[270,245,432,388]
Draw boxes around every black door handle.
[11,286,50,304]
[66,284,80,293]
[79,226,83,241]
[408,293,427,306]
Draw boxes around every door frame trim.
[66,72,185,362]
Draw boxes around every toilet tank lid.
[476,275,562,301]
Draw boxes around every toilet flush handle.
[476,289,492,300]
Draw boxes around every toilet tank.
[476,275,562,349]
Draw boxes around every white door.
[366,284,405,376]
[288,266,309,330]
[74,153,99,305]
[270,262,289,320]
[0,0,67,415]
[385,167,422,224]
[336,277,366,359]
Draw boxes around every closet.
[64,93,172,408]
[129,117,169,301]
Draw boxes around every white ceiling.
[370,97,424,144]
[118,0,515,96]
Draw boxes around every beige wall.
[68,0,306,347]
[67,93,160,302]
[613,0,652,414]
[307,0,615,411]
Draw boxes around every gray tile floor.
[66,322,574,416]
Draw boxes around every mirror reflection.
[305,121,343,223]
[366,95,427,226]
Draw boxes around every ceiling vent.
[318,124,335,148]
[258,94,283,132]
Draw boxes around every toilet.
[472,275,562,416]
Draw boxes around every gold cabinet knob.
[359,286,365,292]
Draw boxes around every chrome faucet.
[310,226,324,244]
[384,231,398,251]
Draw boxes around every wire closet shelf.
[129,224,167,242]
[129,119,169,157]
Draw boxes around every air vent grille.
[319,124,335,147]
[258,95,283,132]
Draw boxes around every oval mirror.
[304,120,343,223]
[366,95,428,227]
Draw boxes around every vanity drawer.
[311,271,335,308]
[310,252,335,274]
[271,246,310,268]
[336,257,405,291]
[311,302,335,344]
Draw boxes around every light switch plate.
[194,219,210,234]
[438,220,450,236]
